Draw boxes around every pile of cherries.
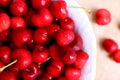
[0,0,89,80]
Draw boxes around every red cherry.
[0,13,10,32]
[0,71,16,80]
[33,28,48,44]
[95,8,111,25]
[47,24,60,39]
[70,33,83,52]
[57,29,75,46]
[32,0,51,9]
[50,1,68,19]
[65,67,81,80]
[0,0,10,6]
[73,51,89,69]
[49,44,61,61]
[113,50,120,63]
[61,46,77,64]
[0,29,11,42]
[9,0,28,16]
[102,39,118,53]
[60,17,75,30]
[22,63,42,80]
[0,46,11,64]
[12,29,32,47]
[32,44,49,63]
[11,48,32,70]
[31,8,53,28]
[47,60,64,77]
[10,17,26,30]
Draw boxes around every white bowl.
[64,0,97,80]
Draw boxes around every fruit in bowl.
[0,0,96,80]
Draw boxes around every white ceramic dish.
[64,0,97,80]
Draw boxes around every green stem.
[68,6,91,13]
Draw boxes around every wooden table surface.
[76,0,120,80]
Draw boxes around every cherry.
[49,44,61,61]
[22,63,42,80]
[0,29,11,42]
[31,8,53,28]
[60,17,75,30]
[33,28,48,44]
[0,71,16,80]
[56,29,75,46]
[0,0,10,6]
[10,17,26,30]
[95,8,111,25]
[47,24,60,39]
[50,1,68,19]
[32,0,51,9]
[65,67,81,80]
[0,46,11,64]
[102,39,118,53]
[61,46,77,64]
[112,50,120,63]
[12,28,32,47]
[47,60,64,77]
[0,13,10,32]
[73,51,89,69]
[9,0,28,16]
[11,48,32,70]
[32,44,49,63]
[70,33,83,52]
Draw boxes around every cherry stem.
[68,6,91,13]
[0,60,17,72]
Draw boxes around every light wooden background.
[76,0,120,80]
